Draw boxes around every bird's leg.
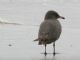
[53,42,55,56]
[44,44,47,56]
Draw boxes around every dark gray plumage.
[34,10,65,56]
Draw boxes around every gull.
[34,10,65,56]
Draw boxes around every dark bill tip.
[59,16,65,19]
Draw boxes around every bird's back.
[38,19,62,45]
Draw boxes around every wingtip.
[34,38,39,41]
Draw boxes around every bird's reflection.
[40,55,56,60]
[38,52,61,60]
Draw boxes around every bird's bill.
[59,16,65,19]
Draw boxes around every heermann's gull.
[34,10,65,56]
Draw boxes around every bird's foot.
[44,52,47,56]
[53,52,56,56]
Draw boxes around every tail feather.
[34,38,39,41]
[34,38,48,45]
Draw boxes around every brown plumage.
[34,10,65,56]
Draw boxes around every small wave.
[0,21,22,25]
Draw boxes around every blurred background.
[0,0,80,60]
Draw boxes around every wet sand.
[0,0,80,60]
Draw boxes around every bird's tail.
[34,38,47,45]
[34,38,42,45]
[34,38,39,41]
[34,32,49,45]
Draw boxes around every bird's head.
[44,10,65,20]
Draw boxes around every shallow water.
[0,0,80,60]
